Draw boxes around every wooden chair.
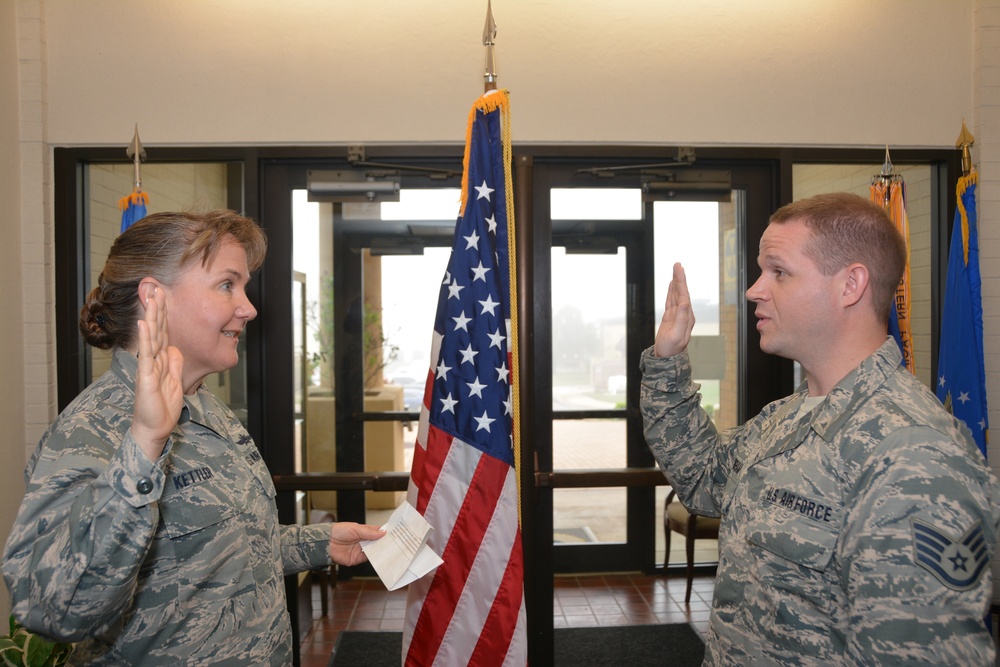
[663,489,721,604]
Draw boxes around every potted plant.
[0,615,73,667]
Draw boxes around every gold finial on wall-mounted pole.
[956,120,975,177]
[483,0,498,92]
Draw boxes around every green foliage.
[363,308,398,387]
[0,616,73,667]
[304,273,398,389]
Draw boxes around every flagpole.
[483,0,497,92]
[481,0,523,527]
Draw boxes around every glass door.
[546,187,651,572]
[530,159,776,576]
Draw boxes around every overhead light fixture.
[307,169,401,203]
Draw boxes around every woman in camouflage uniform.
[3,210,384,665]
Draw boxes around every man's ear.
[137,278,161,311]
[842,263,870,308]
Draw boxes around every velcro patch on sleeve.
[912,519,989,590]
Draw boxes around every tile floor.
[299,572,716,667]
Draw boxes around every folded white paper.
[360,500,443,591]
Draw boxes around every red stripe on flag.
[411,425,453,515]
[468,529,525,664]
[421,366,434,411]
[404,451,510,664]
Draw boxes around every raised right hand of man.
[653,262,696,358]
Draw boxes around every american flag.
[402,89,527,666]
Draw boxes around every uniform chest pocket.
[745,492,842,572]
[159,481,241,540]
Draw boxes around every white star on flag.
[439,392,458,414]
[459,344,479,365]
[452,311,472,331]
[474,180,494,200]
[464,230,480,250]
[471,261,490,282]
[474,411,496,433]
[466,377,487,398]
[488,329,505,349]
[479,294,499,316]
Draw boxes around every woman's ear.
[137,278,160,311]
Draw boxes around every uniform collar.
[810,337,901,442]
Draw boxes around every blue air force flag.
[936,172,988,457]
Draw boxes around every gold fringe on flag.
[118,190,149,211]
[957,169,978,266]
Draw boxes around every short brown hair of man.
[769,192,906,323]
[79,210,268,351]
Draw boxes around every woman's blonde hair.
[79,210,267,350]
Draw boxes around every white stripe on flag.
[429,468,520,666]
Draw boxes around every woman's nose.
[238,293,258,321]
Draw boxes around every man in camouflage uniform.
[641,193,999,665]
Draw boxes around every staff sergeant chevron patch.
[912,519,989,590]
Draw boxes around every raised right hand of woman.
[131,285,185,462]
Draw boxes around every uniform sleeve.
[839,426,999,664]
[639,346,732,516]
[279,523,333,575]
[1,423,168,643]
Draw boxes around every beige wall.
[0,0,24,623]
[6,0,1000,612]
[41,1,973,147]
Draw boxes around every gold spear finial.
[483,0,497,92]
[125,123,146,192]
[956,120,975,177]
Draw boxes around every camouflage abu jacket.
[2,349,332,666]
[640,338,1000,666]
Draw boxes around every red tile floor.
[299,573,715,667]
